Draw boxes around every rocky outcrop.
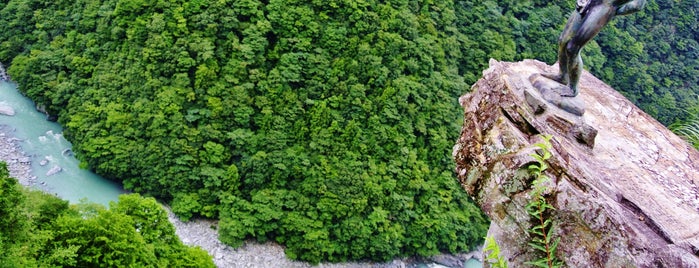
[0,62,8,81]
[35,103,58,122]
[453,60,699,267]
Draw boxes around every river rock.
[0,62,8,81]
[423,251,482,268]
[453,59,699,267]
[35,103,58,122]
[0,126,34,186]
[46,165,63,176]
[62,148,74,157]
[0,104,15,116]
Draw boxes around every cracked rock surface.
[453,60,699,267]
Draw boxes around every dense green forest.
[0,163,214,267]
[0,0,696,263]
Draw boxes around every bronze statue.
[544,0,647,97]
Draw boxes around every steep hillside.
[1,0,696,263]
[0,162,214,267]
[1,0,490,262]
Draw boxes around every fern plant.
[482,135,563,268]
[524,135,563,268]
[484,236,508,268]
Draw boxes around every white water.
[0,81,124,205]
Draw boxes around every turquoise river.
[0,80,123,205]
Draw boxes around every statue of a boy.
[545,0,647,97]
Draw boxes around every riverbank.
[0,125,37,186]
[166,206,482,268]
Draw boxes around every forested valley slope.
[0,163,215,267]
[0,0,696,263]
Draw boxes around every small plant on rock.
[525,135,562,268]
[484,235,508,268]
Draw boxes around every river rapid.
[0,78,482,268]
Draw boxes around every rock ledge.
[453,60,699,267]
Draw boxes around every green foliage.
[0,163,214,267]
[0,163,24,230]
[51,202,159,267]
[484,236,508,268]
[0,162,30,266]
[670,115,699,149]
[0,0,490,262]
[171,192,203,222]
[482,136,563,268]
[525,135,562,268]
[2,0,697,263]
[527,135,553,197]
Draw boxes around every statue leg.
[543,11,581,85]
[551,37,570,85]
[564,45,583,97]
[563,6,616,97]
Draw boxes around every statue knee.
[565,42,582,58]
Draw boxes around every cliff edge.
[453,60,699,267]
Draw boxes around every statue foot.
[541,72,565,84]
[558,86,578,97]
[528,74,585,116]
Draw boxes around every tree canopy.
[0,163,215,267]
[1,0,696,263]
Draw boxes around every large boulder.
[453,60,699,267]
[0,104,15,116]
[46,165,63,176]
